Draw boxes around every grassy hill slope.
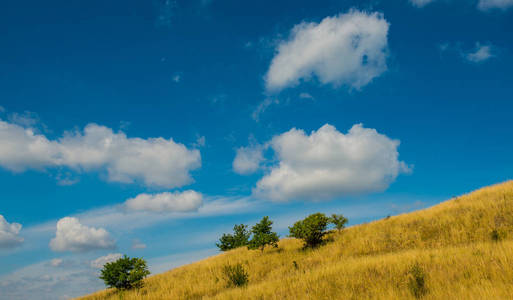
[80,181,513,299]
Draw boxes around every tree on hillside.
[330,213,348,230]
[289,213,331,248]
[248,216,279,252]
[216,224,251,251]
[99,255,150,290]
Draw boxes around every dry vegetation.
[79,180,513,300]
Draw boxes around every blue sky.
[0,0,512,298]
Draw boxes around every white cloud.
[172,73,181,83]
[125,190,203,213]
[299,92,314,100]
[131,239,147,249]
[478,0,513,10]
[464,43,494,63]
[156,0,176,28]
[233,145,264,175]
[253,124,410,201]
[50,259,63,267]
[251,98,278,121]
[0,120,201,188]
[0,215,23,248]
[409,0,435,7]
[194,135,206,147]
[90,253,122,269]
[50,217,115,252]
[7,111,40,128]
[265,10,389,92]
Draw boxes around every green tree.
[330,213,348,230]
[248,216,279,252]
[289,213,331,248]
[99,255,150,290]
[216,224,251,251]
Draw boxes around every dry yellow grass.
[79,180,513,300]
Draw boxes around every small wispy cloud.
[464,43,495,63]
[131,239,147,250]
[478,0,513,11]
[409,0,436,7]
[251,98,279,122]
[156,0,177,28]
[172,73,181,83]
[299,92,314,100]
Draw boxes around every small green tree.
[330,213,348,230]
[289,213,331,248]
[223,263,249,287]
[216,224,251,251]
[99,255,150,290]
[248,216,279,252]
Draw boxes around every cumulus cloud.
[464,43,494,63]
[125,190,203,213]
[90,253,123,269]
[0,215,23,248]
[50,217,115,252]
[409,0,435,7]
[253,124,410,201]
[265,10,389,92]
[478,0,513,10]
[233,145,264,175]
[0,119,201,188]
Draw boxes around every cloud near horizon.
[265,10,389,92]
[50,217,115,252]
[0,119,201,188]
[90,253,123,269]
[125,190,204,213]
[251,124,410,202]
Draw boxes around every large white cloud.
[265,10,389,92]
[253,124,410,201]
[0,215,23,248]
[478,0,513,10]
[233,145,264,175]
[0,120,201,188]
[50,217,115,252]
[90,253,123,269]
[125,190,203,212]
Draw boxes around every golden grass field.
[79,180,513,300]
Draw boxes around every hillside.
[80,181,513,300]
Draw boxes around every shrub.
[99,255,150,290]
[330,213,348,230]
[248,216,279,252]
[223,263,249,287]
[216,224,251,251]
[490,228,507,242]
[289,213,331,248]
[408,263,427,298]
